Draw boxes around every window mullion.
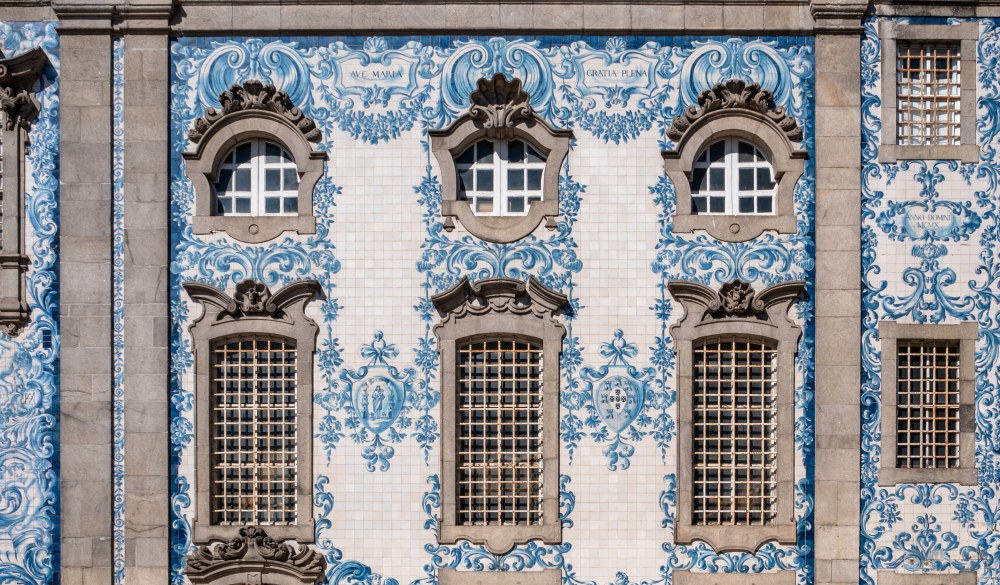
[496,141,506,217]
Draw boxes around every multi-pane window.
[210,336,298,526]
[456,139,545,217]
[213,139,300,216]
[456,338,544,526]
[896,42,962,146]
[895,340,961,469]
[690,138,776,216]
[692,336,777,526]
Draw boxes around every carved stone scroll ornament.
[185,526,327,585]
[0,85,38,131]
[188,80,321,144]
[468,73,533,139]
[183,278,321,321]
[667,79,803,143]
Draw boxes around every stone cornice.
[189,80,322,145]
[809,0,868,32]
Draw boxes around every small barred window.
[896,43,961,146]
[213,139,300,216]
[210,336,298,526]
[456,139,545,217]
[896,340,961,469]
[692,337,777,526]
[456,338,544,525]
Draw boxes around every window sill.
[193,521,315,545]
[878,143,979,163]
[878,466,978,487]
[439,521,561,555]
[192,215,317,244]
[673,213,798,242]
[675,523,796,553]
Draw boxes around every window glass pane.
[709,197,725,214]
[691,168,707,192]
[475,198,494,214]
[235,198,251,214]
[693,197,708,214]
[477,169,494,191]
[235,143,252,164]
[758,197,773,214]
[235,169,251,191]
[458,169,474,193]
[284,168,299,189]
[508,168,524,190]
[217,169,233,193]
[265,143,281,163]
[265,169,281,191]
[508,197,525,214]
[738,141,755,162]
[508,140,524,163]
[709,141,725,162]
[476,141,494,162]
[264,197,280,214]
[757,168,775,190]
[527,169,542,191]
[217,197,232,214]
[738,169,755,191]
[709,168,725,191]
[738,197,754,213]
[526,144,544,163]
[457,146,475,166]
[284,197,298,213]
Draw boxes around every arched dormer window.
[184,80,326,244]
[430,74,572,243]
[663,79,807,242]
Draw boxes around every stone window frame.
[183,278,321,545]
[438,569,561,585]
[184,80,326,244]
[878,20,979,163]
[668,278,805,552]
[663,79,806,243]
[877,321,978,486]
[672,569,796,585]
[0,48,47,337]
[432,276,567,554]
[430,74,572,244]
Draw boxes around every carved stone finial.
[185,526,326,585]
[234,279,272,315]
[667,79,802,143]
[0,85,39,131]
[188,80,322,144]
[717,279,755,315]
[468,74,533,139]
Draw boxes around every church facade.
[0,1,996,584]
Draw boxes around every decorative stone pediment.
[468,73,533,139]
[668,278,805,325]
[667,79,802,144]
[432,276,568,324]
[183,279,322,322]
[188,80,321,144]
[185,526,326,585]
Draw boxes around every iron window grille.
[456,338,544,526]
[692,336,778,526]
[210,335,299,526]
[896,42,962,146]
[895,340,961,469]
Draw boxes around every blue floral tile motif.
[168,34,816,585]
[318,331,417,471]
[0,21,60,585]
[111,35,126,585]
[567,330,657,470]
[860,16,1000,585]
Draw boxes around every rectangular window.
[895,340,960,469]
[896,42,961,146]
[210,336,298,526]
[692,337,777,526]
[456,338,544,526]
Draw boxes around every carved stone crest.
[185,526,327,585]
[667,78,802,143]
[189,80,322,144]
[234,279,272,314]
[718,279,756,315]
[0,85,38,131]
[468,73,533,139]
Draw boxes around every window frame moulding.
[0,47,47,337]
[877,320,978,487]
[877,20,979,163]
[668,278,805,553]
[663,79,806,243]
[182,278,322,546]
[432,276,568,554]
[429,74,572,244]
[183,80,327,244]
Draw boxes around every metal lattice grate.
[896,340,961,469]
[210,336,298,526]
[456,338,544,526]
[692,337,777,526]
[896,42,962,146]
